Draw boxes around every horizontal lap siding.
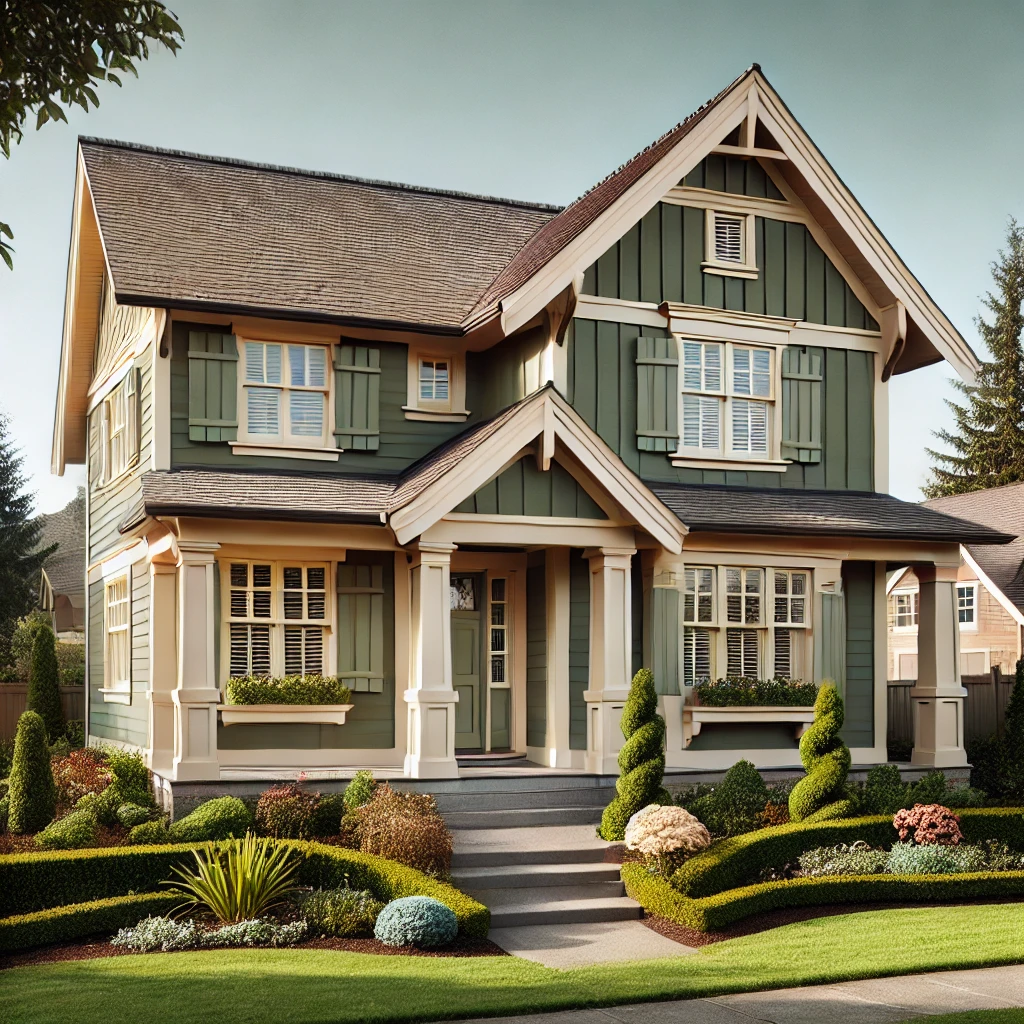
[454,458,606,517]
[526,564,547,748]
[569,549,590,751]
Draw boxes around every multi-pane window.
[892,591,918,629]
[772,571,808,680]
[419,359,450,403]
[683,627,712,687]
[682,567,716,685]
[683,567,715,624]
[727,629,760,677]
[726,568,763,624]
[678,341,774,458]
[101,369,138,483]
[957,584,977,627]
[225,562,329,679]
[242,342,328,446]
[104,575,131,697]
[489,578,508,685]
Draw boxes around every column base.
[910,688,968,769]
[404,689,459,779]
[583,689,629,775]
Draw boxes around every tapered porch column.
[404,542,460,779]
[911,565,968,768]
[148,561,177,777]
[172,541,221,781]
[583,545,636,774]
[544,547,572,768]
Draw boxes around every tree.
[27,622,64,742]
[0,1,184,268]
[925,220,1024,497]
[0,416,54,665]
[788,684,852,822]
[8,710,56,833]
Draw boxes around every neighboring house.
[888,483,1024,681]
[51,65,1013,798]
[36,487,86,635]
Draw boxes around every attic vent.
[713,214,744,263]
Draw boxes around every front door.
[451,574,483,750]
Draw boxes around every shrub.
[296,886,383,936]
[8,711,56,833]
[798,842,888,877]
[1003,657,1024,799]
[946,786,988,808]
[344,769,377,811]
[111,915,306,952]
[63,719,85,749]
[226,674,352,706]
[35,808,96,850]
[309,792,346,837]
[694,677,817,707]
[356,784,452,876]
[117,802,153,828]
[52,750,110,813]
[758,802,791,828]
[709,760,769,836]
[788,684,851,822]
[968,734,1006,796]
[886,840,986,875]
[624,804,711,876]
[0,794,8,833]
[166,835,301,923]
[27,624,64,741]
[598,668,671,841]
[127,820,171,845]
[55,642,85,686]
[256,783,319,839]
[893,804,962,845]
[104,749,153,807]
[0,736,13,779]
[338,810,361,848]
[374,895,457,947]
[9,612,51,681]
[168,796,254,843]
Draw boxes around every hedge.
[0,840,489,939]
[672,807,1024,899]
[0,893,180,953]
[623,861,1024,932]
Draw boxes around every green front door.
[451,574,482,750]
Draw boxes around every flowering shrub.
[51,750,110,813]
[357,784,452,876]
[893,803,962,846]
[112,916,306,952]
[624,804,712,876]
[256,783,320,839]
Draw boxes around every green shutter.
[636,336,678,452]
[818,590,847,694]
[651,586,681,696]
[337,563,385,693]
[188,331,238,442]
[781,346,823,463]
[334,344,380,451]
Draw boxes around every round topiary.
[8,710,57,833]
[373,896,457,948]
[167,796,254,842]
[35,807,97,850]
[598,668,672,841]
[788,684,852,822]
[27,624,64,742]
[117,802,154,828]
[127,819,172,845]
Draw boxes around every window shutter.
[636,336,678,452]
[98,402,109,486]
[126,366,141,467]
[780,346,823,463]
[188,331,238,442]
[651,586,681,695]
[334,344,380,451]
[337,563,385,692]
[818,590,846,695]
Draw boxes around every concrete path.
[446,963,1024,1023]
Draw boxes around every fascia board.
[960,546,1024,628]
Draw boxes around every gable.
[453,456,607,519]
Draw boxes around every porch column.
[911,565,968,768]
[172,541,221,782]
[148,561,177,777]
[583,545,636,774]
[544,547,572,768]
[404,542,460,779]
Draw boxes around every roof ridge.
[78,136,565,214]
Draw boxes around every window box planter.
[218,703,354,726]
[682,704,815,747]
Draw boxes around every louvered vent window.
[226,561,330,680]
[713,214,744,263]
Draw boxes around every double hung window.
[103,574,131,701]
[419,359,450,403]
[241,342,328,446]
[772,571,808,679]
[726,567,763,677]
[957,584,977,628]
[100,368,139,484]
[892,591,918,630]
[682,567,715,686]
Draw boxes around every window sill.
[99,687,132,705]
[670,454,790,473]
[229,441,340,462]
[701,261,759,280]
[402,406,470,423]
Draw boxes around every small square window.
[419,359,450,403]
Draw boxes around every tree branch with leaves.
[0,1,183,268]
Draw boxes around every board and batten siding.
[569,549,590,751]
[454,458,606,518]
[466,323,549,422]
[842,561,876,748]
[566,319,873,490]
[526,562,547,748]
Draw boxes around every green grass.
[3,903,1024,1024]
[898,1014,1024,1024]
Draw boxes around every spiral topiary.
[598,668,672,841]
[788,683,852,822]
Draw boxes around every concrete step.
[392,774,619,796]
[451,862,622,890]
[432,787,613,812]
[488,896,642,928]
[442,806,603,830]
[465,881,626,908]
[451,824,618,868]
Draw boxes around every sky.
[1,0,1022,513]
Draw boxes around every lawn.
[899,1015,1024,1024]
[4,903,1024,1024]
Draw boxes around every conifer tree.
[925,220,1024,497]
[28,623,64,742]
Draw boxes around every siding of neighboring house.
[453,457,607,517]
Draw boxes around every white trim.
[102,571,131,704]
[401,407,471,423]
[886,566,913,595]
[229,441,341,462]
[152,310,171,471]
[961,547,1024,627]
[703,208,758,278]
[671,456,789,472]
[956,580,979,632]
[574,295,666,327]
[665,185,795,219]
[86,354,134,414]
[405,346,468,419]
[88,538,149,584]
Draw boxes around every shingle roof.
[924,483,1024,614]
[80,139,558,331]
[36,489,86,599]
[648,483,1017,544]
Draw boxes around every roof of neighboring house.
[924,483,1024,614]
[36,488,86,599]
[80,139,558,332]
[648,483,1018,544]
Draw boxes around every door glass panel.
[450,576,476,610]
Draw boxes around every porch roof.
[648,483,1018,545]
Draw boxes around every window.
[100,369,138,484]
[419,359,449,403]
[103,574,131,702]
[727,629,760,677]
[683,567,715,624]
[726,568,763,625]
[677,341,775,460]
[683,628,712,686]
[224,561,330,680]
[240,342,329,447]
[404,348,469,421]
[489,578,508,686]
[772,571,808,679]
[892,591,918,630]
[957,584,977,629]
[703,210,757,278]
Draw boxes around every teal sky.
[1,0,1021,512]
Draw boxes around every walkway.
[445,963,1024,1023]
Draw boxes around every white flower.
[624,804,712,857]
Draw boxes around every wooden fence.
[888,670,1014,748]
[0,684,85,742]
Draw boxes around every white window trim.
[403,346,469,421]
[97,366,139,489]
[100,571,132,704]
[233,338,336,456]
[702,209,758,279]
[891,588,919,632]
[957,582,979,632]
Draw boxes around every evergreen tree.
[8,710,56,833]
[0,415,54,665]
[925,220,1024,497]
[27,623,64,742]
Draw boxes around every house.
[36,487,86,635]
[51,65,1014,803]
[888,482,1024,681]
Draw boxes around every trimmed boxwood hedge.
[0,893,180,953]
